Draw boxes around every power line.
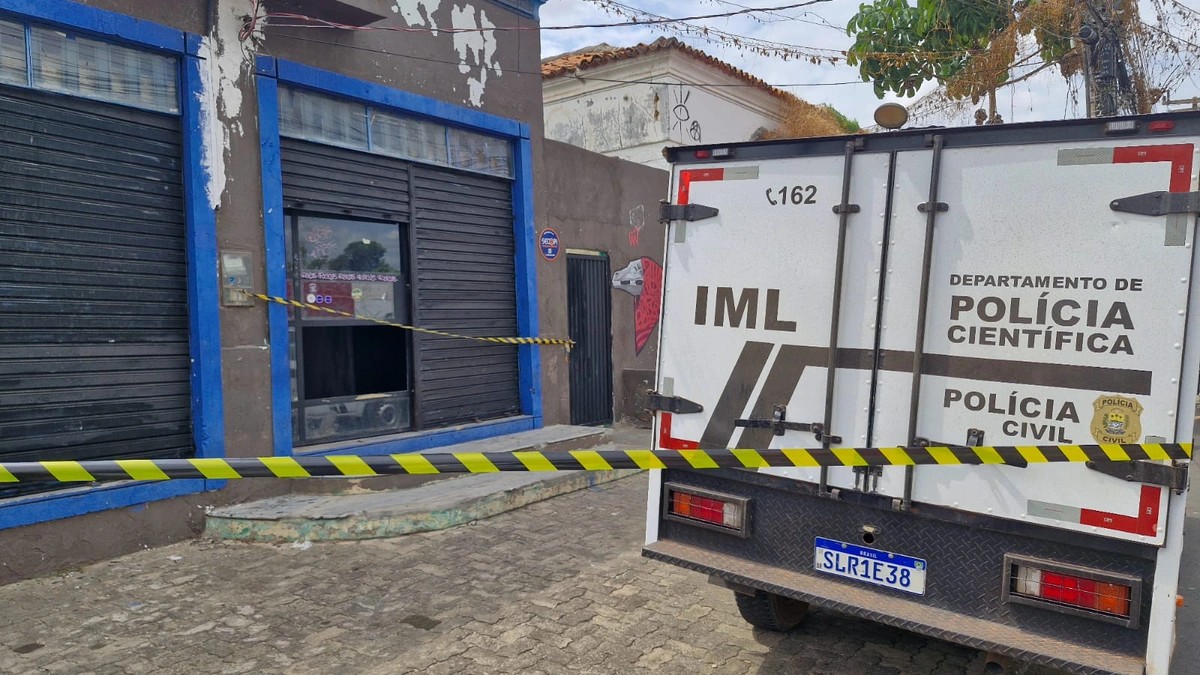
[568,74,871,88]
[1167,0,1200,20]
[267,32,871,89]
[258,0,833,33]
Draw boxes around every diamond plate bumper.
[645,469,1155,675]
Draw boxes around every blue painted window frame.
[485,0,545,21]
[257,57,542,457]
[0,0,224,530]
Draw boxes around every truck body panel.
[646,112,1200,674]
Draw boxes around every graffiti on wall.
[612,257,663,355]
[670,85,702,143]
[627,204,646,247]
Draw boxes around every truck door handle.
[734,405,842,443]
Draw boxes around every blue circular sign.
[539,228,561,261]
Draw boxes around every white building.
[543,38,815,170]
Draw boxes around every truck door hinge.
[659,200,719,223]
[1110,191,1200,217]
[1085,460,1189,493]
[645,392,703,415]
[734,405,842,444]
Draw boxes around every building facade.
[0,0,649,580]
[543,38,801,170]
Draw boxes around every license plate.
[814,537,927,595]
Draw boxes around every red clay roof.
[541,37,795,102]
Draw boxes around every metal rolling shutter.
[0,86,192,493]
[412,166,519,427]
[280,139,520,429]
[280,138,410,220]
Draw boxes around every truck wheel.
[734,590,808,631]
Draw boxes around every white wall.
[543,50,783,170]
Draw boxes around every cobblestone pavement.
[0,474,1038,674]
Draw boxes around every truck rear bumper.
[646,468,1157,675]
[644,539,1141,675]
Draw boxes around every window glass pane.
[29,27,178,113]
[448,127,512,177]
[370,110,448,165]
[296,217,402,321]
[279,85,367,150]
[0,20,26,86]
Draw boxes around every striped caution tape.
[2,443,1191,483]
[240,291,574,349]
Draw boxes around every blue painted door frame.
[255,57,543,458]
[0,0,224,529]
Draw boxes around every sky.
[538,0,1200,129]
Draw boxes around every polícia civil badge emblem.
[1091,395,1143,443]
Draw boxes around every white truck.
[643,111,1200,674]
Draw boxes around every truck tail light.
[1148,120,1175,132]
[1003,554,1141,628]
[663,483,751,537]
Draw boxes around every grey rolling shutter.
[0,87,192,492]
[412,166,520,427]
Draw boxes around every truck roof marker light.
[1105,120,1139,135]
[1148,120,1175,132]
[711,148,733,158]
[694,149,712,159]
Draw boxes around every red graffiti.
[612,257,662,355]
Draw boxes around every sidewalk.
[0,472,1003,675]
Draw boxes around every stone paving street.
[0,474,1033,674]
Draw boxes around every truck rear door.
[870,138,1198,546]
[652,146,891,492]
[654,136,1196,548]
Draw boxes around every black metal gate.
[567,254,614,426]
[0,86,192,496]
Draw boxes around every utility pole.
[1079,0,1137,117]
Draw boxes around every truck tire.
[733,590,808,631]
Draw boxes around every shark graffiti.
[612,257,663,355]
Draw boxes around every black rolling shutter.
[412,166,519,427]
[0,87,192,492]
[279,139,520,430]
[280,138,410,220]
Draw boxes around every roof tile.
[541,37,796,102]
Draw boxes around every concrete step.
[205,425,641,543]
[288,423,611,495]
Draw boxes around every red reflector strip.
[1078,485,1160,536]
[658,413,700,450]
[676,168,725,205]
[1112,143,1193,192]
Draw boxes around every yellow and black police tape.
[3,443,1191,484]
[239,290,574,350]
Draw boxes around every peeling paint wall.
[545,69,783,170]
[544,83,665,155]
[389,0,512,109]
[9,0,547,581]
